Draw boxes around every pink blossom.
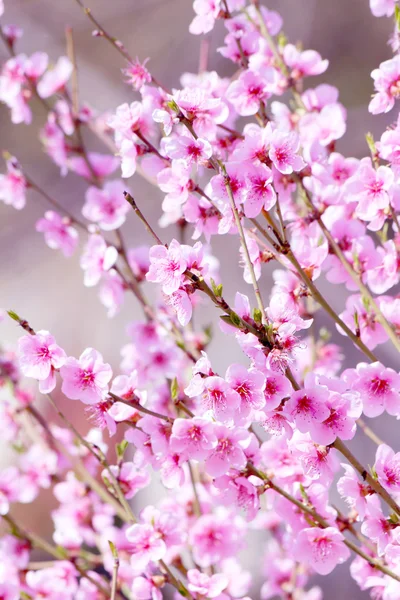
[18,330,66,393]
[37,56,73,98]
[60,348,112,404]
[339,294,387,350]
[289,435,339,484]
[293,527,350,575]
[263,372,292,410]
[68,152,119,181]
[146,239,187,294]
[122,57,152,90]
[119,138,138,178]
[131,576,162,600]
[268,128,306,174]
[201,376,241,422]
[104,462,150,499]
[0,467,32,515]
[108,101,143,137]
[226,69,278,116]
[82,180,130,230]
[284,387,330,433]
[187,569,228,598]
[127,246,150,281]
[226,363,266,418]
[369,54,400,114]
[375,444,400,494]
[189,512,243,567]
[170,417,217,460]
[343,362,400,417]
[36,211,78,257]
[361,495,393,555]
[308,389,362,445]
[173,88,228,137]
[346,158,393,221]
[283,44,329,79]
[205,425,249,477]
[157,159,192,211]
[370,0,395,16]
[126,523,166,573]
[367,241,399,292]
[243,164,276,217]
[80,235,118,287]
[0,156,27,210]
[99,269,125,318]
[164,134,212,165]
[337,464,371,520]
[189,0,221,35]
[163,288,193,326]
[152,108,177,136]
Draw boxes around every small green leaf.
[395,5,400,30]
[229,312,241,327]
[210,278,223,298]
[253,308,262,323]
[366,132,376,155]
[171,377,179,402]
[220,315,240,329]
[7,310,20,322]
[108,540,118,559]
[116,440,128,460]
[166,99,179,113]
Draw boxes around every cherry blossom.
[146,239,188,294]
[18,330,66,393]
[60,348,112,404]
[36,211,78,257]
[0,156,27,210]
[293,527,350,575]
[82,180,130,230]
[80,235,118,287]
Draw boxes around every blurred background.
[0,0,399,597]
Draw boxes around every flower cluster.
[1,0,400,599]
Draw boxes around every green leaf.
[219,315,241,330]
[116,440,128,460]
[7,310,20,322]
[170,377,179,402]
[253,308,262,323]
[210,278,223,298]
[229,312,241,327]
[166,99,179,113]
[108,540,119,559]
[395,5,400,30]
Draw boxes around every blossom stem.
[357,417,384,446]
[109,544,120,600]
[250,3,305,110]
[109,392,173,422]
[65,27,79,116]
[124,191,164,245]
[221,164,269,324]
[333,438,400,516]
[73,0,133,63]
[221,0,249,68]
[27,177,88,230]
[188,461,202,517]
[295,175,400,353]
[135,130,168,162]
[255,209,379,362]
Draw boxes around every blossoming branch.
[0,0,400,598]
